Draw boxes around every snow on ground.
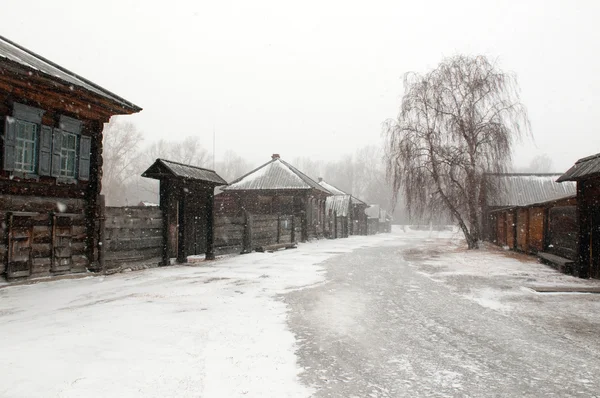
[0,233,396,398]
[401,226,600,345]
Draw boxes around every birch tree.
[384,55,530,248]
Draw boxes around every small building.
[484,174,576,260]
[142,159,227,264]
[350,196,369,235]
[365,205,381,235]
[317,179,355,239]
[317,179,368,237]
[216,154,331,241]
[0,35,141,279]
[558,153,600,278]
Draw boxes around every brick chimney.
[271,154,280,160]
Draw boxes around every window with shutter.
[78,135,92,181]
[3,116,16,171]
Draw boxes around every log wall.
[104,206,163,269]
[0,194,87,279]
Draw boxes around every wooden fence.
[103,206,163,269]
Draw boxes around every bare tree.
[516,153,554,173]
[215,150,253,183]
[384,55,530,248]
[102,118,144,206]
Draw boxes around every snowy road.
[286,234,600,397]
[2,228,600,397]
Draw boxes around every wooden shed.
[216,154,331,242]
[0,35,141,280]
[485,174,577,260]
[317,179,356,239]
[558,153,600,278]
[142,159,227,264]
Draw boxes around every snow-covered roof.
[318,179,368,207]
[487,174,576,208]
[558,152,600,182]
[0,35,141,113]
[318,180,347,196]
[142,159,227,185]
[325,195,351,217]
[223,156,330,194]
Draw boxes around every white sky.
[2,0,599,171]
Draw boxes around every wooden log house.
[216,154,331,242]
[0,35,141,280]
[558,153,600,278]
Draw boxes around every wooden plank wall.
[496,213,506,246]
[104,206,162,269]
[528,207,545,253]
[506,211,516,249]
[516,209,529,252]
[214,215,245,254]
[0,195,87,278]
[250,214,294,249]
[547,205,578,260]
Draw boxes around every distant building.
[317,179,368,238]
[216,154,331,241]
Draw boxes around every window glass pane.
[59,132,78,178]
[14,120,37,173]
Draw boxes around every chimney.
[271,153,280,160]
[318,177,323,182]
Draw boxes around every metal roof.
[223,157,331,194]
[325,195,351,217]
[557,152,600,182]
[487,174,576,207]
[141,159,227,185]
[0,35,141,112]
[318,179,368,206]
[318,180,347,196]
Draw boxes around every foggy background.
[2,0,599,217]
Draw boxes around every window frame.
[13,119,39,175]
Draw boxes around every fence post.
[301,212,307,242]
[242,211,253,254]
[291,215,295,243]
[334,210,338,239]
[97,194,106,271]
[277,215,281,243]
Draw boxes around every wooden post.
[301,211,307,242]
[291,215,295,243]
[159,179,172,266]
[177,188,187,264]
[205,186,216,260]
[577,180,590,278]
[242,210,253,254]
[98,194,106,271]
[277,215,281,243]
[334,210,338,239]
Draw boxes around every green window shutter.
[38,125,53,176]
[51,128,63,177]
[78,135,91,181]
[3,116,16,171]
